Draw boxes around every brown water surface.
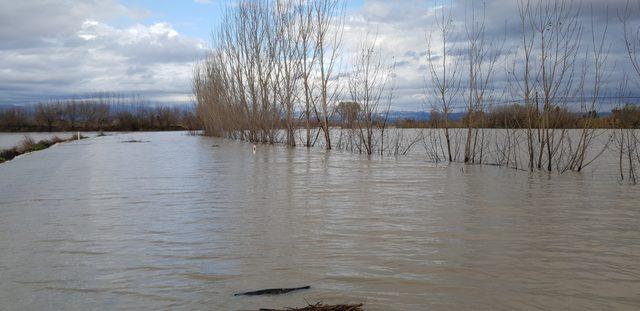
[0,132,638,310]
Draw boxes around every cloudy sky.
[1,0,639,110]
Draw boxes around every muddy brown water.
[0,131,639,310]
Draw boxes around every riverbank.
[0,134,86,164]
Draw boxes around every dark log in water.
[234,286,310,296]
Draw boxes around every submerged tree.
[347,35,395,155]
[426,2,461,162]
[462,2,504,165]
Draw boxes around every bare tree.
[614,1,640,183]
[509,0,538,171]
[426,2,461,162]
[565,6,612,172]
[611,76,639,184]
[347,35,394,155]
[463,2,504,164]
[313,0,345,150]
[297,0,319,147]
[621,0,640,81]
[275,0,302,147]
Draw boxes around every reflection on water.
[0,132,639,310]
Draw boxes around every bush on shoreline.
[0,135,85,164]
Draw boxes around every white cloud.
[0,0,206,104]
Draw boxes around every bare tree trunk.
[426,4,460,162]
[313,0,344,150]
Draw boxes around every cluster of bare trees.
[0,95,199,132]
[421,0,640,182]
[194,0,344,148]
[194,0,640,183]
[507,0,602,173]
[195,0,405,155]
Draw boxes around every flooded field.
[0,131,639,310]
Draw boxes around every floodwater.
[0,131,639,310]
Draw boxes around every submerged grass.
[0,134,87,164]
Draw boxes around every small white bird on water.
[252,144,256,153]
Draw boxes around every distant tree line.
[394,104,640,129]
[0,96,200,132]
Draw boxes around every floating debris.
[235,286,310,296]
[122,139,150,143]
[259,303,364,311]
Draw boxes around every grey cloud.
[340,0,640,110]
[2,0,640,109]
